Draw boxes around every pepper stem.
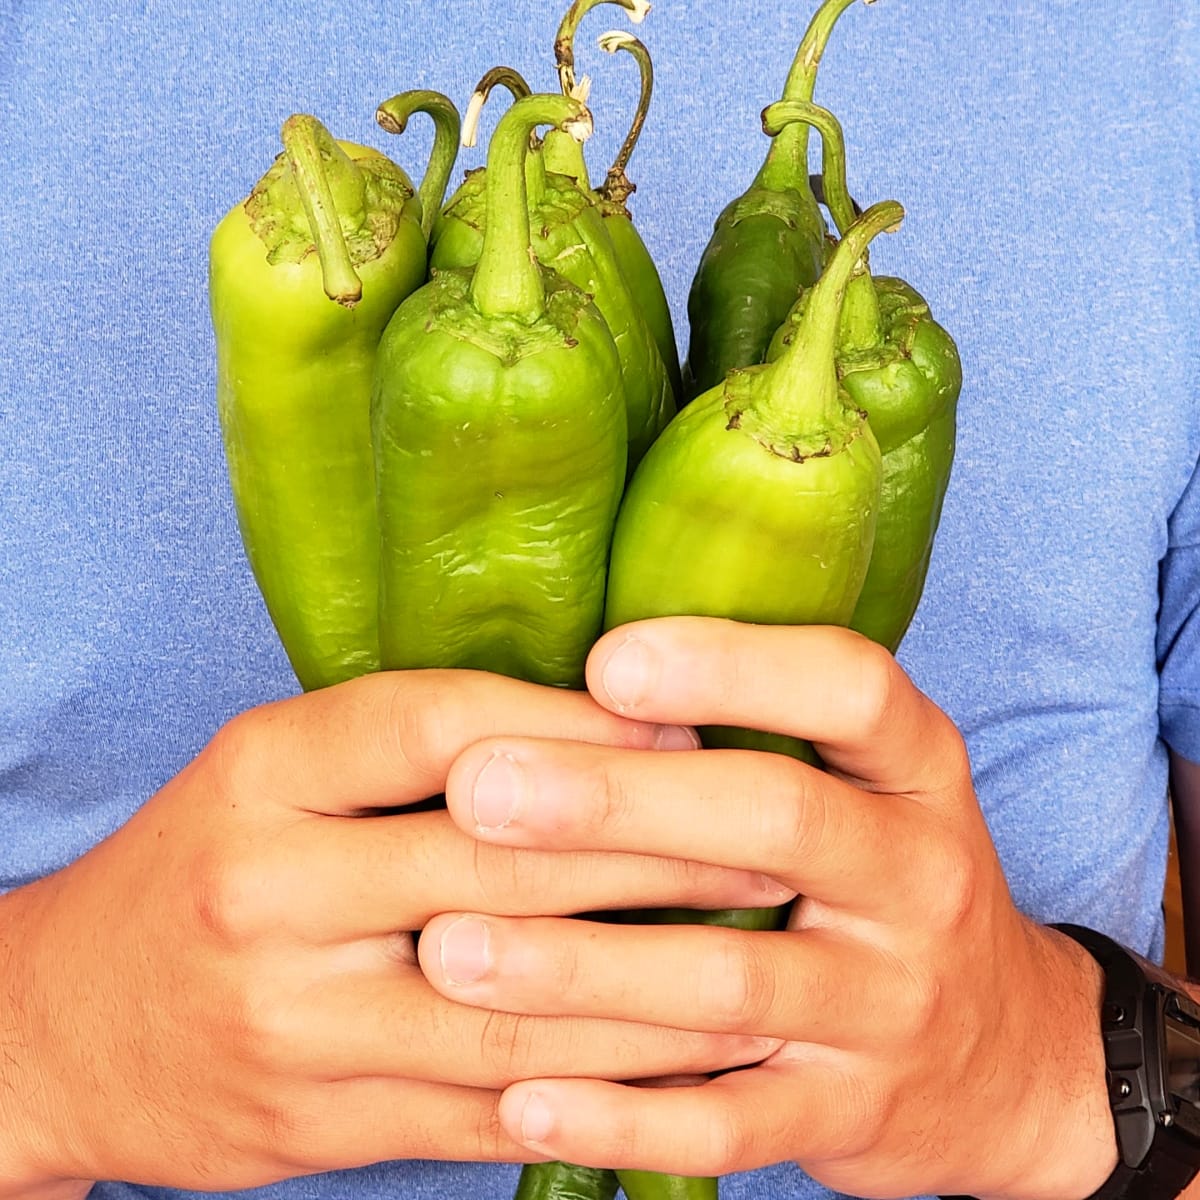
[554,0,649,97]
[461,67,532,148]
[470,93,593,321]
[762,99,854,236]
[596,30,652,210]
[754,0,870,195]
[762,98,883,350]
[753,199,902,439]
[375,90,462,242]
[460,67,548,209]
[279,114,363,307]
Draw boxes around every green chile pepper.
[603,199,903,1200]
[371,93,626,687]
[682,0,871,400]
[431,83,672,470]
[515,1162,620,1200]
[591,29,683,403]
[210,98,457,691]
[764,100,960,652]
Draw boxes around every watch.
[943,924,1200,1200]
[1052,923,1200,1198]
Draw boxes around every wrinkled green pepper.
[764,100,960,652]
[210,97,457,690]
[431,83,671,470]
[591,28,683,403]
[371,92,626,687]
[682,0,870,399]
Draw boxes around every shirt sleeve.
[1159,454,1200,762]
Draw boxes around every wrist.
[0,885,95,1200]
[976,921,1120,1200]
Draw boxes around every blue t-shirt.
[1,2,1198,1198]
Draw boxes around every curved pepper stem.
[461,66,532,148]
[460,67,550,209]
[375,90,461,241]
[279,114,363,306]
[754,0,873,195]
[547,0,648,183]
[471,93,593,321]
[554,0,649,96]
[596,29,652,210]
[762,99,854,236]
[752,198,902,442]
[762,98,883,350]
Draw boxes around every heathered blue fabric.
[1,2,1198,1198]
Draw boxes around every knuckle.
[707,932,775,1032]
[377,673,453,786]
[844,638,900,736]
[250,1095,321,1170]
[702,1109,757,1176]
[920,839,979,934]
[187,847,264,948]
[753,758,824,872]
[203,704,275,804]
[479,1009,539,1084]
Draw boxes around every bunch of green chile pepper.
[210,94,459,691]
[682,0,871,399]
[209,3,964,1199]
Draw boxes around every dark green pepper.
[210,98,457,691]
[682,0,869,399]
[371,92,626,687]
[515,1162,620,1200]
[764,100,960,652]
[431,83,672,471]
[590,29,683,403]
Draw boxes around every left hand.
[417,617,1119,1200]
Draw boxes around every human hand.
[418,618,1119,1200]
[0,668,787,1197]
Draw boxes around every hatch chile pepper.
[602,201,900,1200]
[763,100,960,651]
[371,92,626,687]
[431,80,672,471]
[682,0,873,400]
[210,97,457,691]
[591,29,683,402]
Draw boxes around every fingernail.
[472,752,524,832]
[758,874,795,900]
[519,1091,556,1145]
[439,915,492,986]
[601,634,654,712]
[653,724,700,751]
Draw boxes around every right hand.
[0,669,786,1196]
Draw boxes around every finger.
[201,667,699,817]
[248,809,792,941]
[265,1077,542,1174]
[586,618,968,797]
[419,915,912,1046]
[274,967,780,1087]
[496,1059,875,1178]
[445,736,924,905]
